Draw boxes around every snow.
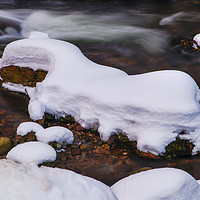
[17,122,44,136]
[0,159,117,200]
[6,142,56,165]
[17,122,74,145]
[111,168,200,200]
[193,33,200,49]
[35,126,74,144]
[2,32,200,155]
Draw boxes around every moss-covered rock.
[1,65,48,87]
[0,137,12,155]
[164,137,194,159]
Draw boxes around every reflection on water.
[0,0,200,184]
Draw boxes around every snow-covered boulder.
[2,32,200,156]
[111,168,200,200]
[35,126,74,144]
[193,33,200,49]
[0,159,118,200]
[16,122,74,145]
[6,141,56,165]
[17,122,44,136]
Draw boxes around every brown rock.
[136,149,161,160]
[93,144,110,155]
[1,65,48,87]
[14,131,36,145]
[76,125,85,131]
[80,144,88,151]
[0,137,12,155]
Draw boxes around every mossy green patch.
[164,137,194,159]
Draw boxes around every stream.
[0,0,200,186]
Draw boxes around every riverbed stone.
[0,137,12,155]
[14,131,37,146]
[0,65,48,87]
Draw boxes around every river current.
[0,0,200,184]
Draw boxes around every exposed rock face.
[1,65,48,87]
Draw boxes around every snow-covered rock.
[16,122,74,145]
[35,126,74,144]
[0,159,117,200]
[17,122,44,136]
[193,33,200,49]
[2,32,200,155]
[111,168,200,200]
[6,142,56,165]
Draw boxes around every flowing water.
[1,0,200,185]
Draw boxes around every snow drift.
[111,168,200,200]
[1,32,200,155]
[0,159,117,200]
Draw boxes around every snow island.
[1,32,200,157]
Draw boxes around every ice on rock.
[6,141,56,165]
[0,159,117,200]
[111,168,200,200]
[35,126,74,144]
[2,32,200,155]
[17,121,44,136]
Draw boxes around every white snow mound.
[2,32,200,155]
[17,121,44,136]
[35,126,74,144]
[111,168,200,200]
[0,159,117,200]
[6,141,56,165]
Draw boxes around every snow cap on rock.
[35,126,74,144]
[111,168,200,200]
[6,141,56,165]
[17,121,44,136]
[193,33,200,49]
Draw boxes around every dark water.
[1,0,200,184]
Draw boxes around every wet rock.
[131,167,152,175]
[80,144,88,151]
[169,36,199,54]
[136,149,161,160]
[164,137,194,159]
[93,144,110,155]
[0,66,48,87]
[14,131,36,146]
[0,137,12,155]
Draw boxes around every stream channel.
[0,0,200,186]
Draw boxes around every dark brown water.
[1,0,200,185]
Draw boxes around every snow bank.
[6,142,56,165]
[2,32,200,155]
[0,159,117,200]
[111,168,200,200]
[35,126,74,144]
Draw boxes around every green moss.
[164,137,194,159]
